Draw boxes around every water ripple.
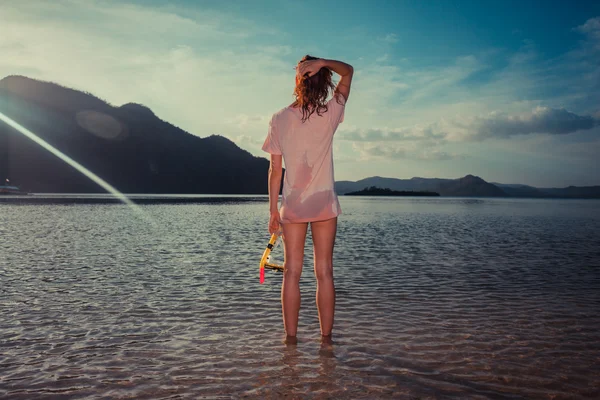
[1,197,599,399]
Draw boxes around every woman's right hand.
[269,210,281,234]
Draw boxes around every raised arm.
[297,58,354,102]
[321,59,353,102]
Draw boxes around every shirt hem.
[281,211,341,224]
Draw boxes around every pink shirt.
[262,94,346,223]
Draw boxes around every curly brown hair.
[294,55,336,122]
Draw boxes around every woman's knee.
[283,263,302,282]
[284,261,303,282]
[314,262,333,282]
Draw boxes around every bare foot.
[321,334,333,346]
[284,335,298,345]
[319,334,335,358]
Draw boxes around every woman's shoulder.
[271,105,297,123]
[328,92,347,107]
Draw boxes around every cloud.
[341,106,598,147]
[342,54,487,131]
[0,0,292,140]
[380,33,398,44]
[453,107,599,140]
[401,55,485,103]
[230,134,264,149]
[226,113,270,129]
[353,142,408,160]
[338,106,598,163]
[419,150,461,161]
[352,142,464,161]
[574,16,600,41]
[475,17,600,117]
[339,125,447,142]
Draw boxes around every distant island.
[345,186,440,197]
[335,175,600,199]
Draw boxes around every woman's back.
[263,94,346,223]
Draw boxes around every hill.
[336,174,507,197]
[337,175,599,198]
[0,75,270,194]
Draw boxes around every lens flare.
[0,111,153,224]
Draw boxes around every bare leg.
[311,217,337,337]
[281,222,308,339]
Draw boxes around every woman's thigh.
[311,217,337,267]
[282,222,309,270]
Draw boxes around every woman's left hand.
[269,210,281,234]
[297,58,324,78]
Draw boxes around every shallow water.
[1,196,599,399]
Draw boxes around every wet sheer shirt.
[262,95,345,223]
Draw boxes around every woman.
[262,55,354,344]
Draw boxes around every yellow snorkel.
[259,232,284,283]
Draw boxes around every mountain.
[336,175,507,197]
[537,186,600,198]
[337,176,600,198]
[1,75,597,198]
[438,174,506,196]
[0,75,270,194]
[492,183,549,198]
[335,175,600,199]
[493,183,600,198]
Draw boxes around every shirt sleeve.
[328,93,346,125]
[261,115,282,155]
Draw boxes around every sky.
[1,0,599,187]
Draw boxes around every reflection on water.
[1,197,599,398]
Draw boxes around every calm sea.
[1,196,599,399]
